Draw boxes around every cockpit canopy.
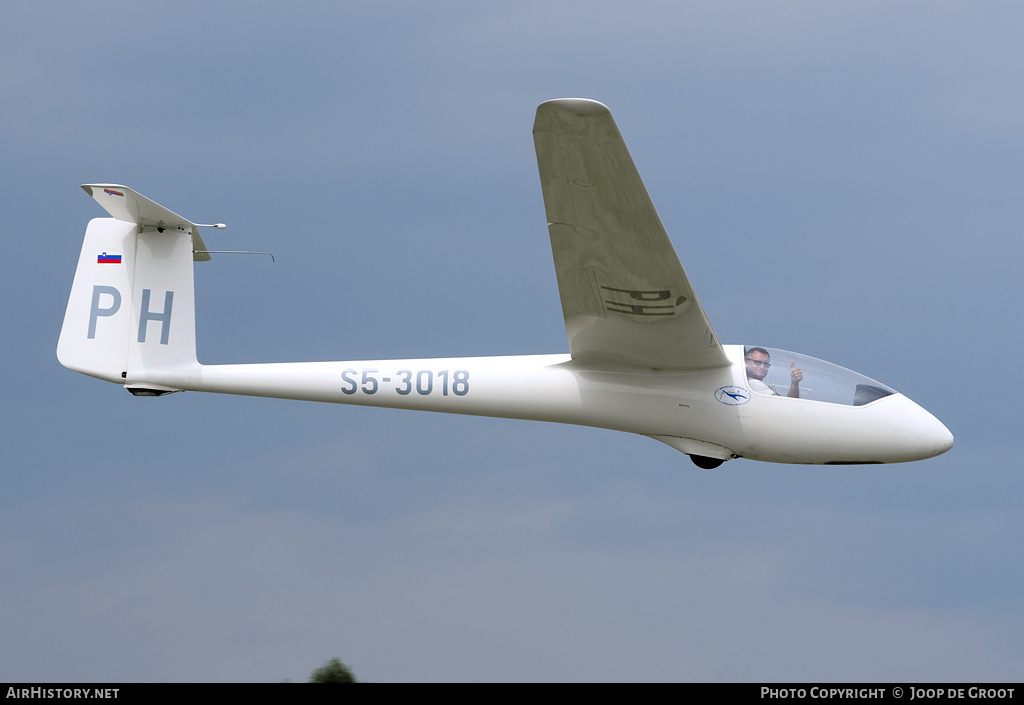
[743,347,894,406]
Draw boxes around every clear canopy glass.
[743,347,894,406]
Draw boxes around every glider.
[57,99,953,467]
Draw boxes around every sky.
[2,1,1022,682]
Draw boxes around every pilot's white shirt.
[748,378,776,396]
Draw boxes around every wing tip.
[537,98,610,117]
[534,99,613,135]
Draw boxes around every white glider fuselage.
[130,349,951,466]
[58,100,953,467]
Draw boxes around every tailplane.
[57,185,207,393]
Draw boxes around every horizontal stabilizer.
[81,184,212,261]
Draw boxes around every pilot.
[745,347,802,398]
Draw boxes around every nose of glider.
[920,412,954,458]
[896,395,954,461]
[930,416,955,457]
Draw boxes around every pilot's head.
[745,347,771,381]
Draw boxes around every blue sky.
[2,1,1022,682]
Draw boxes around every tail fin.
[57,185,206,393]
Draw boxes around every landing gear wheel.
[689,455,724,469]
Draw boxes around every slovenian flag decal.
[97,252,122,264]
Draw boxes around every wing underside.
[533,99,728,369]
